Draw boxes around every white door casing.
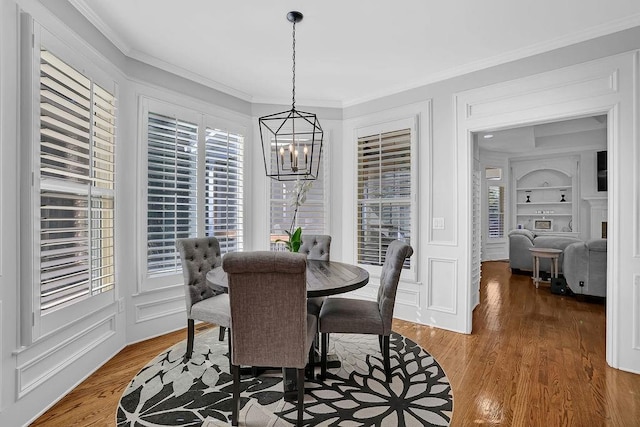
[455,50,640,373]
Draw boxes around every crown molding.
[68,0,132,56]
[68,2,640,109]
[128,50,254,102]
[343,13,640,108]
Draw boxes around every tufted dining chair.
[319,240,413,382]
[176,237,230,362]
[224,251,316,427]
[299,234,332,317]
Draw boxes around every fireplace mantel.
[583,196,608,239]
[583,195,607,208]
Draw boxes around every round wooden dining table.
[206,258,369,399]
[206,259,370,298]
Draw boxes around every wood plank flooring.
[31,261,640,426]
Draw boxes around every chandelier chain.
[292,20,296,109]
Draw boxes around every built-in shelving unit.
[510,157,579,234]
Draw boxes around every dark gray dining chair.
[176,237,229,362]
[224,251,316,427]
[299,234,332,317]
[319,240,413,382]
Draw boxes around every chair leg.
[306,343,315,380]
[320,333,328,380]
[184,319,195,362]
[382,335,391,382]
[227,330,232,368]
[219,326,226,341]
[232,364,240,426]
[297,368,305,426]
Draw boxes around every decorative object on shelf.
[568,219,572,232]
[560,189,567,202]
[275,180,313,252]
[542,181,549,187]
[533,219,553,231]
[525,190,531,203]
[259,11,323,181]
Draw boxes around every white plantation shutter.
[205,127,244,253]
[488,185,505,239]
[145,108,245,278]
[146,113,198,275]
[39,49,116,313]
[270,149,326,248]
[357,129,411,268]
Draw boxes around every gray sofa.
[508,229,582,274]
[563,239,607,298]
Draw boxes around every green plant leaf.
[291,227,302,241]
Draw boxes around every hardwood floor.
[32,261,640,426]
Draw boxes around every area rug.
[117,328,453,426]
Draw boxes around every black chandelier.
[259,11,323,181]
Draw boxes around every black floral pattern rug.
[117,328,453,426]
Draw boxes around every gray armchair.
[319,240,413,382]
[563,239,607,298]
[176,237,229,362]
[224,251,316,427]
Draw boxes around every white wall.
[1,1,128,424]
[2,0,640,425]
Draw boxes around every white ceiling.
[477,115,607,154]
[70,0,640,107]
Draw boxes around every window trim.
[138,96,247,292]
[21,21,119,343]
[354,117,418,281]
[487,184,505,240]
[268,135,330,249]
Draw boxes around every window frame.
[487,184,505,240]
[354,117,418,281]
[21,22,119,342]
[268,138,329,249]
[139,96,246,291]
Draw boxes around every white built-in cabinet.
[510,156,579,235]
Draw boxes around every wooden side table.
[528,247,563,288]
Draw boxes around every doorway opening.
[472,113,609,314]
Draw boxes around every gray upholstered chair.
[224,251,316,427]
[563,238,607,297]
[319,240,413,382]
[299,234,332,317]
[176,237,229,362]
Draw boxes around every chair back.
[224,251,308,369]
[176,237,223,313]
[299,234,331,260]
[377,240,414,334]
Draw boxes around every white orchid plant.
[276,180,313,252]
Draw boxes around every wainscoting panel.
[427,258,457,314]
[16,315,116,399]
[393,285,422,323]
[343,280,422,324]
[135,294,185,324]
